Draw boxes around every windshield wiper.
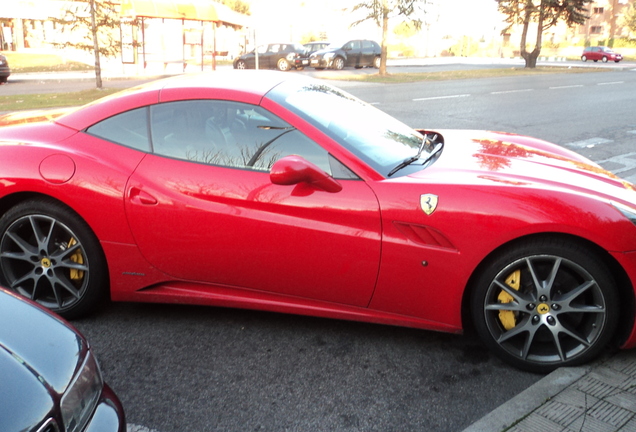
[387,133,441,177]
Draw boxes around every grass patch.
[330,66,610,83]
[0,88,123,111]
[3,52,93,73]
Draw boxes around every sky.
[246,0,504,43]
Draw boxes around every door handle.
[129,187,158,205]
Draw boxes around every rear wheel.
[0,199,108,319]
[277,58,291,71]
[373,56,381,69]
[471,238,618,373]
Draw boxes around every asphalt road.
[3,62,636,432]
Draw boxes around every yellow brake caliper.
[68,238,85,281]
[498,270,520,330]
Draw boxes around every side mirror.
[270,155,342,193]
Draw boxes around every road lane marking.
[597,81,624,85]
[549,85,584,89]
[491,89,534,95]
[413,94,470,101]
[564,137,613,148]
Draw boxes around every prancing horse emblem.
[420,194,438,215]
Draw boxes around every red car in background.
[0,71,636,373]
[581,46,623,63]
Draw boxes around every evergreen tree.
[496,0,591,68]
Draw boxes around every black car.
[0,287,125,432]
[233,43,308,71]
[309,39,381,70]
[303,41,330,55]
[0,54,10,84]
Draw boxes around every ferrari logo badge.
[420,194,438,215]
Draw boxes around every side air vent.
[393,221,457,250]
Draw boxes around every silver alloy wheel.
[236,60,246,69]
[277,58,290,71]
[0,214,90,312]
[581,55,587,62]
[482,254,607,367]
[602,56,608,63]
[332,57,344,70]
[373,56,381,68]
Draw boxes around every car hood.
[410,129,636,205]
[0,289,85,394]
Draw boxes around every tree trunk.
[89,0,103,88]
[379,0,389,76]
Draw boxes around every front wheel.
[0,199,108,319]
[471,238,618,373]
[581,55,587,62]
[332,57,344,70]
[235,60,247,70]
[602,56,608,63]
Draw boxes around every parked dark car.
[0,287,125,432]
[0,54,10,84]
[309,39,381,70]
[303,41,329,55]
[581,46,623,63]
[233,43,308,71]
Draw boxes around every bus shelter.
[120,0,250,71]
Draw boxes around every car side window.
[85,107,150,151]
[149,100,355,178]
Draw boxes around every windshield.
[267,80,436,177]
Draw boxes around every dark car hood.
[409,129,636,203]
[0,348,55,431]
[0,289,84,393]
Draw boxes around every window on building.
[593,7,604,13]
[591,26,603,34]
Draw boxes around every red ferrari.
[1,71,635,372]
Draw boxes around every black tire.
[373,56,381,69]
[235,60,247,70]
[602,56,608,63]
[332,57,344,70]
[0,198,108,319]
[581,55,587,62]
[471,238,618,373]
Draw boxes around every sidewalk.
[462,350,636,432]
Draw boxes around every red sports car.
[0,71,635,373]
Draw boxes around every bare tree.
[52,0,124,88]
[350,0,427,76]
[496,0,591,68]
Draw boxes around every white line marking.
[564,137,613,148]
[549,85,584,89]
[597,81,624,85]
[491,89,534,95]
[413,94,470,101]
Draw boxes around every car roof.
[56,71,294,131]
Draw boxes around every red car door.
[125,100,381,307]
